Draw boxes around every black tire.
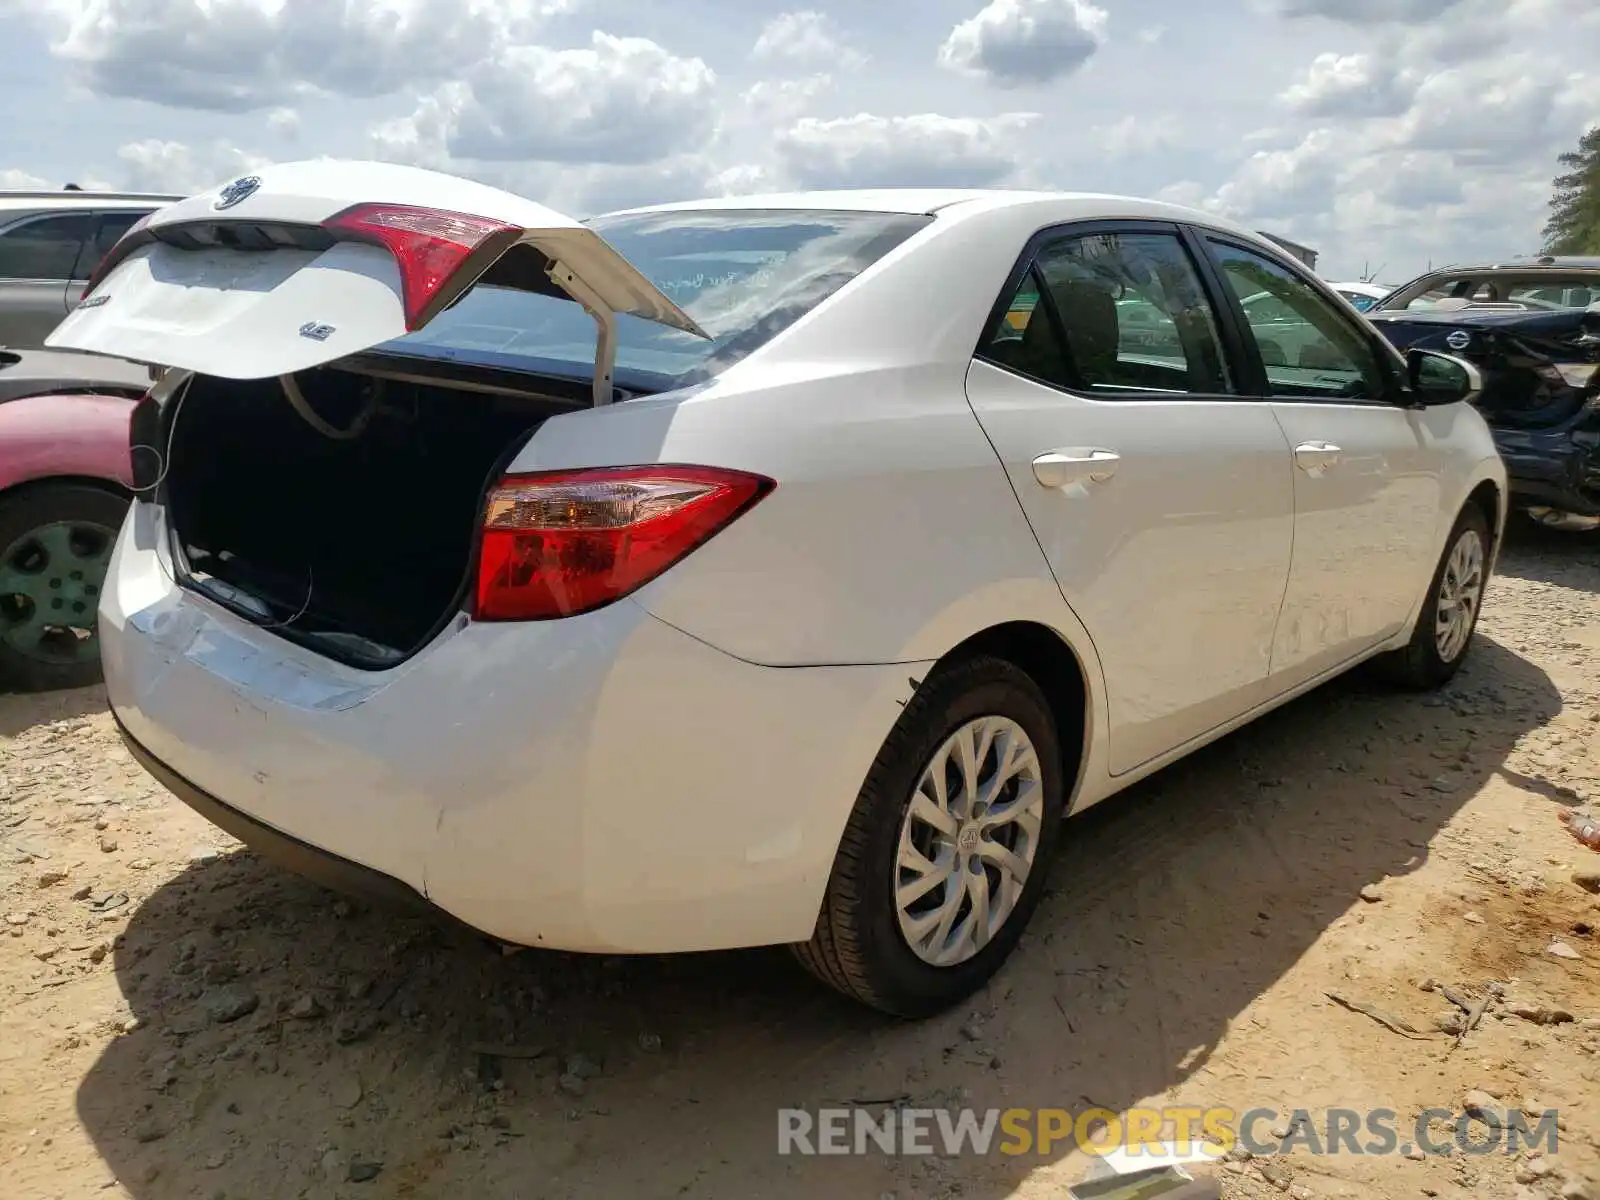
[1374,503,1492,690]
[792,655,1064,1017]
[0,482,129,692]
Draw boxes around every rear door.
[965,221,1295,776]
[1198,234,1444,691]
[0,211,94,349]
[46,161,703,380]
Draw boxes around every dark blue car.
[1366,257,1600,531]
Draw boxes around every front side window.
[1208,239,1390,401]
[980,230,1233,396]
[386,208,932,389]
[0,213,93,281]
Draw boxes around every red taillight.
[323,203,518,331]
[473,465,775,622]
[84,210,156,297]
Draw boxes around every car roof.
[600,187,1269,242]
[605,189,1043,215]
[1417,256,1600,273]
[0,190,183,215]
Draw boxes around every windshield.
[1378,273,1600,313]
[381,208,933,389]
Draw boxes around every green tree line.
[1544,125,1600,255]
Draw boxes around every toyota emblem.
[213,175,262,211]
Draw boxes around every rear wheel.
[793,656,1063,1016]
[1375,504,1491,690]
[0,483,128,692]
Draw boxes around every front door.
[964,223,1295,776]
[1201,235,1444,690]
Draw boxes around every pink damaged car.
[0,348,154,690]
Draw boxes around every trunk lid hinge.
[546,261,620,408]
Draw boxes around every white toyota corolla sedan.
[49,162,1505,1017]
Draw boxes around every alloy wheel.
[1434,527,1485,663]
[894,715,1045,967]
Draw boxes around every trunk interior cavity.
[163,365,571,667]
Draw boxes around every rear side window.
[981,230,1233,396]
[0,212,93,281]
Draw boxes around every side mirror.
[1405,348,1482,407]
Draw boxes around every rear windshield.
[382,208,933,389]
[1378,273,1600,313]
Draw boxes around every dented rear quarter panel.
[0,392,136,494]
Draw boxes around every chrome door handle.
[1293,441,1342,473]
[1032,448,1121,489]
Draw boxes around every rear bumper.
[1493,424,1600,516]
[116,714,430,915]
[102,501,921,953]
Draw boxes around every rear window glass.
[385,209,932,389]
[1381,274,1600,313]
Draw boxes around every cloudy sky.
[0,0,1595,281]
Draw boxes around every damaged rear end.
[46,162,931,950]
[50,160,712,668]
[1368,306,1600,521]
[44,160,735,920]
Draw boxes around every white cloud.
[742,76,835,126]
[707,163,778,196]
[938,0,1107,88]
[1,168,53,189]
[1281,53,1417,119]
[17,0,574,111]
[381,33,718,167]
[1396,55,1578,166]
[2,0,1595,281]
[775,112,1038,189]
[1095,114,1183,157]
[751,11,863,69]
[266,107,301,139]
[1265,0,1466,21]
[114,138,273,195]
[1207,128,1346,224]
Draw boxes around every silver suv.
[0,188,182,349]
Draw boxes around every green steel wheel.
[0,482,129,692]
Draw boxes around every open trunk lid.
[45,160,705,398]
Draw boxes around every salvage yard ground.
[3,524,1600,1200]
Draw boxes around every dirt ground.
[3,523,1600,1200]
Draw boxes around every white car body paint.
[84,173,1506,954]
[46,159,701,380]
